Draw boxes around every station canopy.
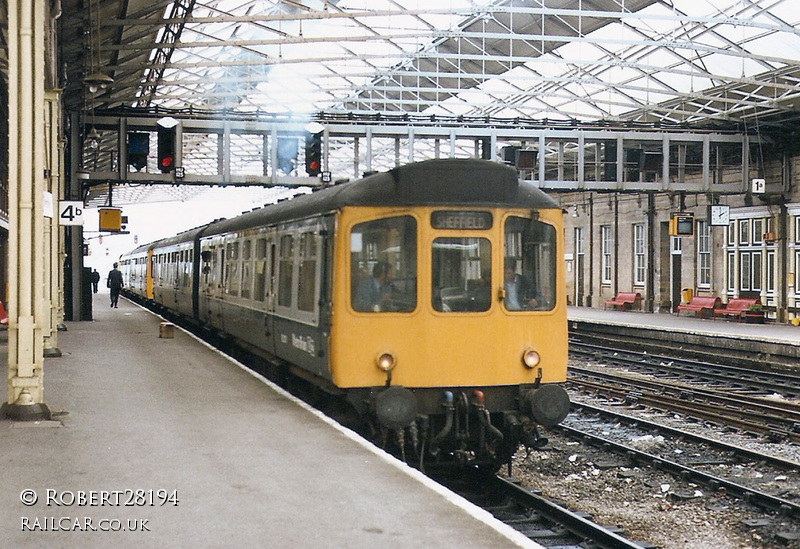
[53,0,800,204]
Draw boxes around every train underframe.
[350,383,570,472]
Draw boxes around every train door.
[146,249,154,299]
[172,249,181,308]
[198,240,223,327]
[259,229,278,354]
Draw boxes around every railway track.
[430,469,652,549]
[569,340,800,397]
[558,410,800,519]
[568,366,800,443]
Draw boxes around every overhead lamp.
[85,72,114,93]
[157,116,180,129]
[304,122,324,134]
[86,127,100,149]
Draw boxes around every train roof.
[201,158,559,238]
[127,159,560,252]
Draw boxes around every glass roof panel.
[71,0,800,135]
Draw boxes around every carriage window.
[254,238,268,301]
[297,232,317,312]
[503,216,557,311]
[278,234,294,308]
[226,242,240,297]
[432,238,491,312]
[351,216,417,312]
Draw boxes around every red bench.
[676,295,721,318]
[713,297,762,322]
[604,292,642,311]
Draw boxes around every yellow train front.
[330,159,569,469]
[121,158,569,471]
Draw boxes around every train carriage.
[121,158,570,469]
[119,245,152,299]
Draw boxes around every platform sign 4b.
[59,201,85,226]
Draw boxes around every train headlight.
[522,348,541,369]
[376,352,396,372]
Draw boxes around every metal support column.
[2,0,50,420]
[43,91,62,357]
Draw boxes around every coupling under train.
[120,158,570,470]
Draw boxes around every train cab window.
[351,216,417,313]
[432,238,491,312]
[503,216,557,311]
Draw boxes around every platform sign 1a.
[752,178,766,194]
[59,201,85,226]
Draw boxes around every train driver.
[503,258,541,310]
[354,261,394,312]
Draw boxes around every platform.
[569,305,800,360]
[569,305,800,341]
[0,294,539,549]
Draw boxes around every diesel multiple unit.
[120,158,570,470]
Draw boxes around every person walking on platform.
[107,262,123,308]
[90,269,100,293]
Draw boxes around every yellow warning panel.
[99,208,122,232]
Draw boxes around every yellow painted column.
[43,91,63,358]
[2,0,49,420]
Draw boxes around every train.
[120,158,570,470]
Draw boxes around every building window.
[739,251,751,291]
[601,225,612,284]
[697,220,711,287]
[633,224,645,286]
[575,227,584,256]
[796,251,800,295]
[752,218,763,245]
[766,251,775,294]
[751,251,762,292]
[795,216,800,243]
[739,219,750,245]
[727,252,736,292]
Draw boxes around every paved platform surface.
[0,294,539,548]
[569,306,800,345]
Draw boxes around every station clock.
[709,204,730,226]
